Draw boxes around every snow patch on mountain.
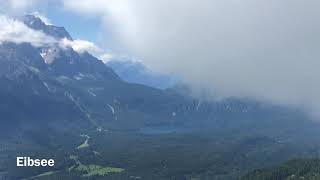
[40,47,61,64]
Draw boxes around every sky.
[0,0,103,43]
[1,0,320,117]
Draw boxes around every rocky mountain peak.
[20,15,72,40]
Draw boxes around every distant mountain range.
[1,15,320,180]
[0,14,278,133]
[106,59,176,89]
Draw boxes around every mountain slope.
[1,15,320,180]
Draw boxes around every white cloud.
[0,14,112,63]
[60,38,113,62]
[98,53,113,63]
[2,0,320,116]
[31,11,52,25]
[62,0,108,15]
[62,0,320,116]
[0,0,44,14]
[0,0,116,63]
[0,15,57,47]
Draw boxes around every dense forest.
[241,159,320,180]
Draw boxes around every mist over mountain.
[106,59,176,89]
[59,0,320,118]
[0,13,320,180]
[1,0,320,117]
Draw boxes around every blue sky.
[46,9,101,43]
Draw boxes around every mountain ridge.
[1,14,320,180]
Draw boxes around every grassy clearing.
[75,164,124,177]
[76,139,89,149]
[68,154,124,177]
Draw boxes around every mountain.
[20,15,72,40]
[106,59,176,89]
[1,15,320,180]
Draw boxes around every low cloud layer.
[0,15,56,47]
[60,38,113,62]
[2,1,320,115]
[0,14,112,62]
[0,0,44,14]
[62,0,320,115]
